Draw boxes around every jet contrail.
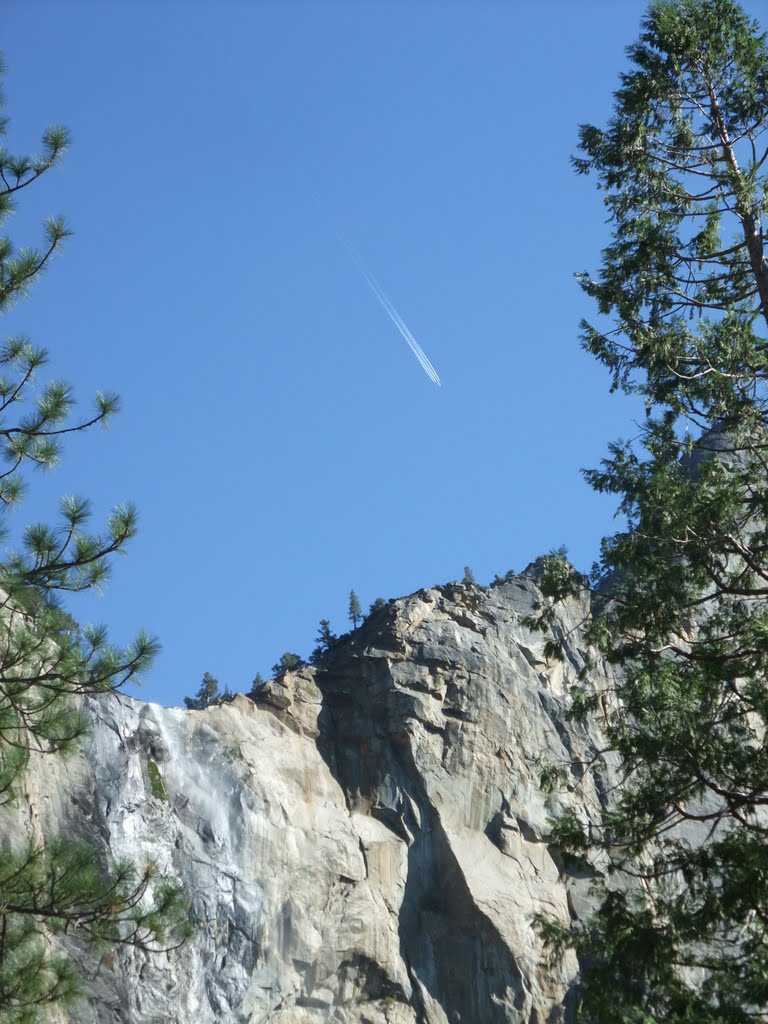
[358,265,442,386]
[340,235,442,387]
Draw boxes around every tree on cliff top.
[271,651,305,676]
[310,618,337,663]
[348,589,362,628]
[0,59,186,1022]
[534,2,768,1019]
[183,671,220,710]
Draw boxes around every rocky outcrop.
[15,573,618,1023]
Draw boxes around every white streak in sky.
[359,267,442,386]
[342,238,442,387]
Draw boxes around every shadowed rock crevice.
[312,579,611,1023]
[317,627,530,1022]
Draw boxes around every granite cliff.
[16,571,619,1023]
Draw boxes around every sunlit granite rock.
[16,573,618,1023]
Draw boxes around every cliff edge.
[16,573,618,1023]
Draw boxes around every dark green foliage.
[523,548,590,662]
[490,568,516,587]
[310,618,337,663]
[0,55,70,319]
[246,672,265,700]
[271,652,305,677]
[0,839,186,1022]
[533,3,768,1019]
[573,0,768,417]
[0,60,186,1021]
[348,589,362,629]
[182,671,220,711]
[368,597,386,616]
[317,619,335,646]
[461,565,476,585]
[0,603,159,802]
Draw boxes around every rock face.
[16,573,618,1023]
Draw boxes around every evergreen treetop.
[183,672,220,711]
[246,672,265,700]
[271,652,305,677]
[575,0,768,421]
[310,619,337,663]
[348,589,362,629]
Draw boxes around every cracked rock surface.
[14,574,617,1023]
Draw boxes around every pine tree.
[183,671,220,710]
[310,619,336,663]
[0,58,186,1020]
[534,3,768,1019]
[246,672,265,700]
[348,589,362,629]
[461,566,476,585]
[317,618,336,649]
[271,652,305,677]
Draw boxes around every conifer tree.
[246,672,265,700]
[534,2,768,1019]
[348,589,362,629]
[182,671,220,710]
[316,618,336,649]
[0,58,185,1021]
[310,619,336,662]
[271,652,304,677]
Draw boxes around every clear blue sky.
[5,1,766,707]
